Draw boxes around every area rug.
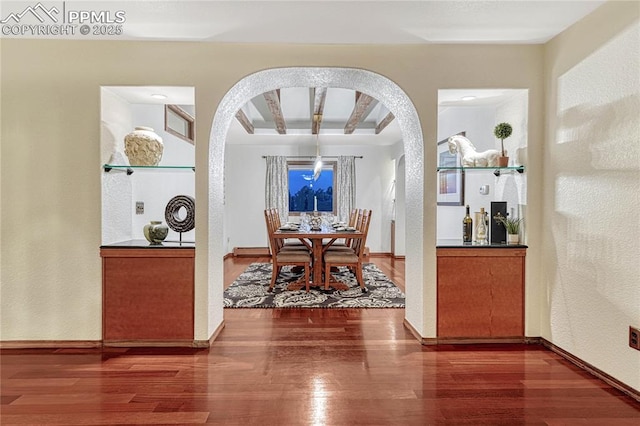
[224,262,405,308]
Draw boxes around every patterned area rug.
[224,262,405,308]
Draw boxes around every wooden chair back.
[348,208,359,227]
[351,209,372,258]
[344,208,362,248]
[264,208,284,255]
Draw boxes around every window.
[288,161,336,214]
[165,104,195,144]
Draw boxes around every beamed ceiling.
[235,87,395,137]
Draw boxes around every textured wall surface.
[543,2,640,390]
[100,91,132,245]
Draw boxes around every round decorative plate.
[165,195,195,233]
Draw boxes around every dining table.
[273,227,363,290]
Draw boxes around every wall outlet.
[629,326,640,351]
[136,201,144,215]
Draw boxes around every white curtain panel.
[265,156,289,224]
[337,156,356,222]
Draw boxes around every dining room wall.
[224,142,398,254]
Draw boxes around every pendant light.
[313,113,323,180]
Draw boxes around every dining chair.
[326,208,361,253]
[267,208,308,252]
[264,209,312,292]
[323,209,372,292]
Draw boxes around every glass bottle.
[476,207,488,244]
[462,205,473,242]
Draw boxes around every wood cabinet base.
[437,248,525,339]
[101,248,195,344]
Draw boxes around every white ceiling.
[98,1,606,145]
[99,1,605,45]
[104,86,195,105]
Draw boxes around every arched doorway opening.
[207,67,425,336]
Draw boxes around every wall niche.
[100,86,196,245]
[436,89,528,242]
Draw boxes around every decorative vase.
[498,156,509,167]
[143,220,169,244]
[507,233,519,245]
[124,126,164,166]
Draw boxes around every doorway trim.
[206,67,425,337]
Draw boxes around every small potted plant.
[494,122,512,167]
[497,216,523,244]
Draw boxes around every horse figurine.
[447,134,500,167]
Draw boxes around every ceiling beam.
[344,92,377,134]
[235,108,254,134]
[375,112,395,135]
[263,89,286,134]
[311,87,327,134]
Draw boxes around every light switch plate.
[480,185,490,195]
[136,201,144,215]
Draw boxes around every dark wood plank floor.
[1,256,638,425]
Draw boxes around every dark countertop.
[101,239,195,249]
[437,239,528,248]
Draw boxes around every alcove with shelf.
[100,86,196,346]
[435,88,528,342]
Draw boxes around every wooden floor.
[1,256,638,425]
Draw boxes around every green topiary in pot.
[497,216,523,235]
[494,122,513,157]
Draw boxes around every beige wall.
[543,1,640,390]
[0,40,544,342]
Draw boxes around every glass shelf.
[437,165,524,176]
[103,164,195,174]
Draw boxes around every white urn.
[124,126,164,166]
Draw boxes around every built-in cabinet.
[435,163,527,342]
[101,241,195,346]
[437,246,526,342]
[101,90,197,347]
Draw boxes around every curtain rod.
[262,155,363,159]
